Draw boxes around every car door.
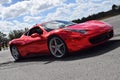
[23,27,47,54]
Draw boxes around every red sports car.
[9,20,113,61]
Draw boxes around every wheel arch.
[47,34,64,44]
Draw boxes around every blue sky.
[0,0,120,34]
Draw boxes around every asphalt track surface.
[0,15,120,80]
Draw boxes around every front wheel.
[48,36,68,58]
[10,46,22,61]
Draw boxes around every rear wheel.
[48,36,68,58]
[10,46,21,61]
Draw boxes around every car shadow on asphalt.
[17,39,120,64]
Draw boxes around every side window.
[25,27,43,36]
[42,24,54,32]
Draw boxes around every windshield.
[41,20,76,32]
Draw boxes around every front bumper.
[89,30,113,44]
[66,29,114,53]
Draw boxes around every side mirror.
[59,24,65,28]
[31,33,40,38]
[37,29,43,34]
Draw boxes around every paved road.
[0,15,120,80]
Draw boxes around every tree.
[8,28,29,40]
[0,31,7,51]
[0,31,6,42]
[112,4,119,11]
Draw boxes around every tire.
[48,36,68,58]
[10,46,22,61]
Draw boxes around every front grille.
[89,30,113,44]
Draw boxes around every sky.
[0,0,120,34]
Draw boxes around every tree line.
[72,4,120,23]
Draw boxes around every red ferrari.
[9,20,113,61]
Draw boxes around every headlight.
[77,30,88,34]
[64,29,88,34]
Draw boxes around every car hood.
[66,20,111,31]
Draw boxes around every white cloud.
[1,1,30,19]
[45,3,76,21]
[12,20,31,29]
[0,20,14,34]
[23,16,42,23]
[0,0,12,4]
[0,0,65,20]
[0,20,30,34]
[30,0,65,15]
